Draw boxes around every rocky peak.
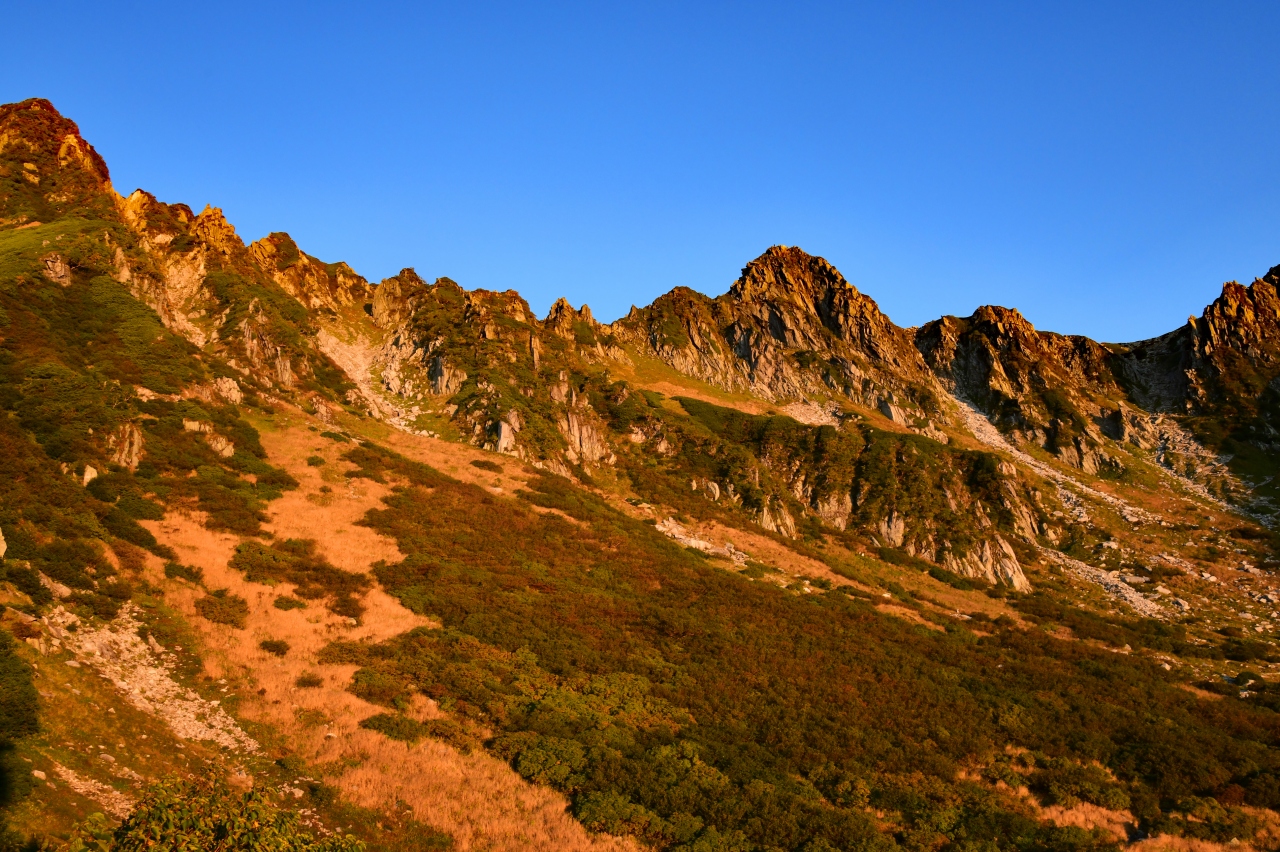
[1116,270,1280,415]
[916,304,1123,470]
[372,268,430,329]
[1195,277,1280,356]
[967,305,1037,339]
[0,98,110,182]
[613,247,936,409]
[0,98,115,221]
[464,289,534,327]
[117,189,191,234]
[722,246,920,368]
[247,232,371,312]
[544,297,598,339]
[192,206,243,258]
[728,245,852,305]
[918,305,1114,394]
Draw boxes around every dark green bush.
[229,539,367,618]
[330,442,1280,852]
[194,590,248,629]
[163,562,203,583]
[259,640,290,657]
[0,630,38,810]
[1029,760,1131,810]
[81,778,364,851]
[359,713,424,743]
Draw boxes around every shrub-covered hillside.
[4,95,1280,852]
[313,442,1280,851]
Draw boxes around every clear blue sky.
[6,2,1280,341]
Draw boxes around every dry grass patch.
[143,430,633,852]
[1038,802,1133,843]
[255,425,404,574]
[325,733,638,852]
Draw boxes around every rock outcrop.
[372,268,431,329]
[0,98,115,223]
[6,96,1278,599]
[614,246,940,418]
[941,536,1029,591]
[248,232,372,312]
[916,306,1121,471]
[1115,273,1280,415]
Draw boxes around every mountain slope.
[4,98,1280,852]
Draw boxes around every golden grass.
[142,419,635,851]
[256,426,405,573]
[1038,802,1132,842]
[1131,837,1261,851]
[327,733,637,852]
[698,519,853,586]
[375,425,542,494]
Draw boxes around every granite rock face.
[5,97,1280,597]
[614,246,940,416]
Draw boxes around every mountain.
[4,97,1280,852]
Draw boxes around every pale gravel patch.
[1040,549,1165,619]
[949,394,1158,525]
[948,394,1168,617]
[50,761,134,818]
[656,518,748,565]
[780,400,840,427]
[46,604,257,753]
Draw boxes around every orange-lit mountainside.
[4,97,1280,851]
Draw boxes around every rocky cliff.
[614,247,944,427]
[1117,273,1280,416]
[0,98,114,224]
[1,98,358,407]
[5,96,1280,591]
[915,305,1139,472]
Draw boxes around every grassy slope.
[0,216,452,847]
[314,440,1280,851]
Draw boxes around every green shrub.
[1237,670,1263,686]
[573,791,673,847]
[76,778,364,851]
[274,596,306,611]
[349,668,409,708]
[194,590,248,629]
[229,539,367,618]
[0,630,38,812]
[1224,638,1270,662]
[469,459,502,473]
[259,640,290,657]
[115,492,164,521]
[295,673,323,689]
[1029,761,1131,810]
[305,455,326,467]
[163,562,202,583]
[330,442,1280,852]
[359,713,424,743]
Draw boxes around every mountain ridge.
[9,94,1280,527]
[8,96,1280,852]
